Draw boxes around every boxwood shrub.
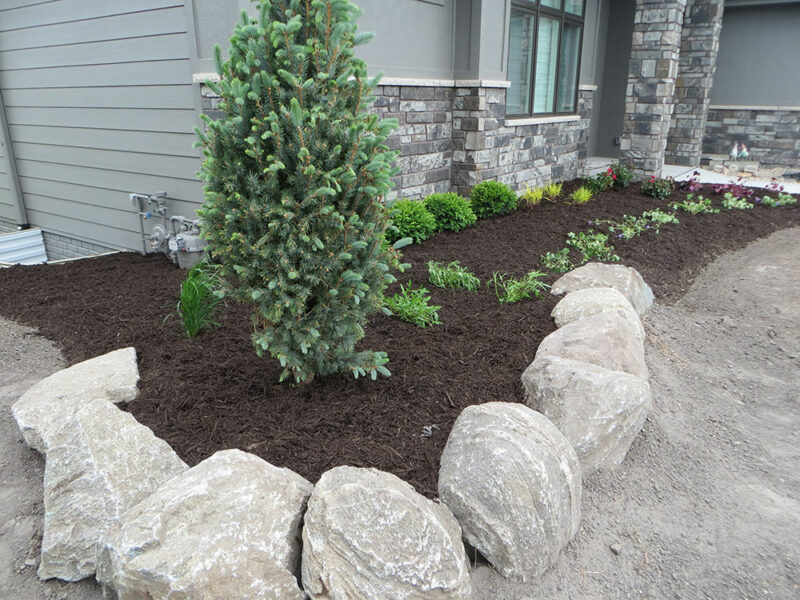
[423,193,477,232]
[470,180,517,219]
[387,199,437,244]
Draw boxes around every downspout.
[0,88,28,229]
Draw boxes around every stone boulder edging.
[16,264,657,595]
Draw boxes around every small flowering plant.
[583,171,614,194]
[681,170,704,193]
[710,177,753,200]
[641,176,675,200]
[608,163,633,188]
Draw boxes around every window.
[507,1,584,117]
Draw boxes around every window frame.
[506,0,585,119]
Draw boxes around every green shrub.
[427,260,480,291]
[583,171,614,194]
[541,248,573,274]
[196,0,402,383]
[609,163,633,188]
[566,231,620,263]
[470,180,517,219]
[387,199,437,244]
[489,271,550,303]
[422,193,476,232]
[641,176,675,199]
[543,181,563,201]
[569,186,594,205]
[177,263,224,338]
[518,184,545,208]
[384,282,441,327]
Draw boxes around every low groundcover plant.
[540,248,573,273]
[566,231,620,263]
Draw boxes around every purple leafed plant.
[710,177,754,200]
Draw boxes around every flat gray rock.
[522,355,652,476]
[551,287,645,343]
[96,449,311,600]
[535,311,649,381]
[39,399,187,582]
[302,466,471,600]
[551,263,654,316]
[438,403,581,582]
[12,347,139,454]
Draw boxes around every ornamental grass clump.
[422,193,476,232]
[470,180,517,218]
[177,263,224,338]
[384,282,441,327]
[427,260,480,291]
[388,199,436,243]
[196,0,403,383]
[543,181,563,201]
[569,186,593,205]
[518,184,545,208]
[489,271,550,303]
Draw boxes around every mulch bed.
[1,182,798,497]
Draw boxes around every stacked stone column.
[665,0,725,166]
[620,0,687,179]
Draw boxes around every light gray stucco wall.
[711,3,800,106]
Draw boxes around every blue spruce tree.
[197,0,401,383]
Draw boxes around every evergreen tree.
[196,0,402,383]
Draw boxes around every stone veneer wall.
[665,0,725,167]
[451,87,591,197]
[202,82,593,201]
[703,107,800,169]
[620,0,687,179]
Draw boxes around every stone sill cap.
[505,115,581,126]
[193,72,512,88]
[709,104,800,112]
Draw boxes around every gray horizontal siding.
[0,32,191,70]
[9,125,197,157]
[0,6,187,50]
[0,0,203,252]
[0,0,183,32]
[0,60,193,88]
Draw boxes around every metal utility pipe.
[0,88,28,229]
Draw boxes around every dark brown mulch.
[1,182,797,498]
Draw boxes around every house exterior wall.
[665,0,725,167]
[0,0,204,259]
[703,108,800,167]
[701,3,800,167]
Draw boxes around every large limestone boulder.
[551,286,645,343]
[438,403,581,582]
[39,399,187,582]
[302,466,471,600]
[522,355,652,475]
[96,449,312,600]
[12,347,139,453]
[551,263,654,316]
[535,311,648,381]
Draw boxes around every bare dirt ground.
[475,227,800,599]
[1,227,798,599]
